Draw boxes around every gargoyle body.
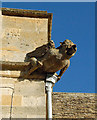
[25,39,77,80]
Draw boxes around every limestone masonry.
[1,8,52,118]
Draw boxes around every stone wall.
[0,8,52,119]
[52,92,96,119]
[1,13,48,62]
[1,77,46,118]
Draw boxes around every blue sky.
[2,2,95,93]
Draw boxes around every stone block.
[1,95,22,106]
[11,106,46,118]
[2,95,12,106]
[0,83,14,96]
[0,77,18,84]
[27,115,46,118]
[1,15,48,62]
[0,71,21,78]
[1,106,10,118]
[13,95,22,106]
[14,80,45,97]
[22,95,46,107]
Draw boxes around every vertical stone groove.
[0,86,14,119]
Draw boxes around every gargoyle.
[25,39,77,81]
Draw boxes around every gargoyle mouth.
[66,45,77,55]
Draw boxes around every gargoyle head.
[60,39,77,59]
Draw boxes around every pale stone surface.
[0,70,21,78]
[1,15,48,62]
[14,80,45,97]
[1,95,22,106]
[11,106,46,118]
[1,76,46,118]
[22,95,46,107]
[1,88,13,95]
[1,77,18,84]
[2,95,12,106]
[1,9,48,119]
[13,95,22,106]
[0,83,14,89]
[27,115,46,118]
[1,106,10,118]
[0,9,2,120]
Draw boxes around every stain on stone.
[26,44,29,46]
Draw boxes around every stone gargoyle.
[25,39,77,81]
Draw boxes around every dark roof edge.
[53,92,96,94]
[2,8,53,41]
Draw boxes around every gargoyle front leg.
[27,57,43,75]
[57,60,70,81]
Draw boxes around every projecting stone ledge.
[0,61,50,79]
[0,61,30,70]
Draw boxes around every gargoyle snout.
[72,45,77,51]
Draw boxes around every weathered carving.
[25,39,77,81]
